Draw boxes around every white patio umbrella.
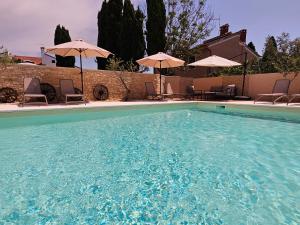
[46,39,112,94]
[136,52,185,95]
[188,55,241,67]
[188,55,248,99]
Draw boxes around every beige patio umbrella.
[188,55,247,98]
[136,52,185,95]
[188,55,241,67]
[46,39,112,94]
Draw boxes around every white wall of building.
[41,47,56,67]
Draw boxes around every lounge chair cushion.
[65,94,84,97]
[258,93,287,96]
[24,94,47,97]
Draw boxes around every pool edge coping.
[1,100,300,114]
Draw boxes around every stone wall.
[2,65,298,102]
[0,65,159,101]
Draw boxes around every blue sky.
[0,0,299,69]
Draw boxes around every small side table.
[202,91,217,100]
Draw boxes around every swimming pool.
[0,103,299,224]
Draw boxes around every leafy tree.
[290,38,300,58]
[0,46,14,69]
[165,0,214,61]
[105,56,124,71]
[261,36,279,73]
[290,38,300,71]
[106,56,138,72]
[54,25,75,67]
[276,33,292,73]
[97,0,123,69]
[219,59,261,76]
[277,32,290,54]
[276,33,300,73]
[105,56,136,101]
[146,0,167,55]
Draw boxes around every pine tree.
[146,0,166,55]
[54,25,75,67]
[97,0,123,69]
[261,36,279,73]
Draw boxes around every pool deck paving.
[0,100,300,113]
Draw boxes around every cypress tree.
[97,0,123,69]
[135,7,146,60]
[120,0,145,64]
[146,0,166,55]
[54,25,75,67]
[247,42,258,54]
[261,36,279,73]
[106,0,123,55]
[97,0,109,70]
[120,0,136,62]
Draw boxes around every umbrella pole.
[159,61,162,96]
[241,52,248,96]
[80,52,84,94]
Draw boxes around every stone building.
[13,47,56,67]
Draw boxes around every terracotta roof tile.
[13,55,42,65]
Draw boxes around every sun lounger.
[254,79,290,104]
[23,77,48,105]
[60,79,85,104]
[288,94,300,104]
[145,82,162,100]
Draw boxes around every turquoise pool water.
[0,104,299,224]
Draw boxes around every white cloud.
[0,0,145,57]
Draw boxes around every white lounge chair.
[288,93,300,105]
[60,79,85,104]
[23,77,48,105]
[254,79,290,104]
